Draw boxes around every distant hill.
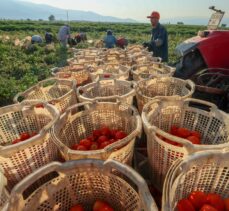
[0,0,137,23]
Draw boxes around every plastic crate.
[52,101,142,165]
[14,78,77,114]
[0,101,61,190]
[162,149,229,211]
[136,77,195,113]
[142,97,229,191]
[4,159,158,211]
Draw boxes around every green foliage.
[0,20,209,106]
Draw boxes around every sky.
[20,0,229,22]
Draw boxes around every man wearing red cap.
[143,11,168,62]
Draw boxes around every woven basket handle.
[185,79,196,94]
[104,159,158,211]
[184,98,218,111]
[51,67,59,76]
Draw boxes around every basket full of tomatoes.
[52,101,142,165]
[162,149,229,211]
[4,159,158,211]
[142,97,229,191]
[0,101,61,191]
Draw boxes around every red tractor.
[174,6,229,112]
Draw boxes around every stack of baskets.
[14,78,77,114]
[4,159,158,211]
[142,97,229,191]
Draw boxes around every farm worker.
[143,11,168,62]
[116,37,128,49]
[103,30,117,48]
[58,24,70,47]
[45,32,53,44]
[31,35,43,44]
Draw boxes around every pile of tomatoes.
[159,126,201,147]
[12,132,37,144]
[177,191,229,211]
[70,200,114,211]
[71,126,127,151]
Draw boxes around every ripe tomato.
[109,139,116,144]
[79,139,92,149]
[100,127,111,137]
[20,132,31,141]
[206,193,225,211]
[35,104,44,108]
[76,145,87,151]
[177,199,195,211]
[200,204,217,211]
[188,191,207,209]
[190,130,201,139]
[110,129,118,138]
[170,125,178,136]
[187,136,201,145]
[87,135,95,142]
[70,204,84,211]
[97,136,109,144]
[12,138,21,144]
[93,200,114,211]
[177,128,191,138]
[99,141,110,149]
[224,198,229,211]
[93,130,102,138]
[115,131,127,140]
[71,144,79,150]
[90,142,99,150]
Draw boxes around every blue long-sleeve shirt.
[104,35,117,48]
[150,23,168,62]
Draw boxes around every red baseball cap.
[147,11,160,19]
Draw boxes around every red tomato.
[70,204,84,211]
[187,136,201,145]
[224,198,229,211]
[87,135,95,142]
[188,191,207,209]
[109,139,116,144]
[90,142,99,150]
[200,204,217,211]
[93,200,114,211]
[79,139,92,149]
[177,199,195,211]
[12,138,21,144]
[115,131,127,140]
[20,132,31,141]
[164,138,182,147]
[76,145,87,151]
[100,127,111,137]
[97,136,109,144]
[177,128,191,138]
[35,104,44,108]
[170,125,178,135]
[190,130,201,139]
[71,144,79,150]
[99,141,110,149]
[110,129,118,138]
[206,193,225,211]
[93,130,102,138]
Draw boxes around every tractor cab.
[174,6,229,79]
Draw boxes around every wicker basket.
[14,78,77,114]
[52,101,142,164]
[162,149,229,211]
[0,101,61,191]
[67,55,103,66]
[142,97,229,191]
[131,56,162,66]
[4,159,158,211]
[77,79,135,105]
[0,168,9,210]
[135,77,195,113]
[88,64,130,81]
[131,63,175,81]
[74,48,102,57]
[51,65,92,86]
